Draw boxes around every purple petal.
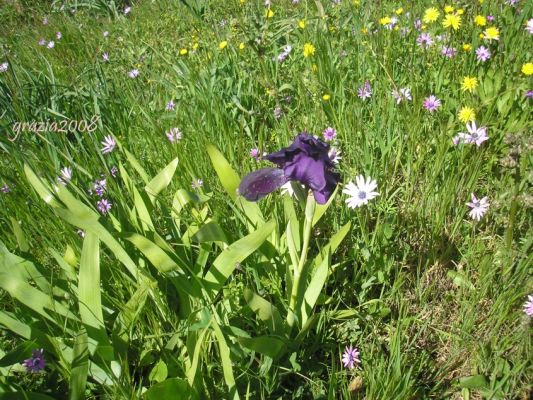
[238,168,288,201]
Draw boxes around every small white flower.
[465,121,489,147]
[343,175,379,208]
[328,147,342,164]
[47,41,55,49]
[466,194,489,221]
[100,135,116,154]
[56,31,62,40]
[128,69,139,78]
[124,6,131,14]
[58,167,72,185]
[0,62,8,73]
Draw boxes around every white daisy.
[58,167,72,185]
[466,194,489,221]
[343,175,379,208]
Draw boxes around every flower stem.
[287,194,315,329]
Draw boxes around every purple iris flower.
[238,133,340,204]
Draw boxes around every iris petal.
[238,168,288,201]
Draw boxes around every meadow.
[0,0,532,398]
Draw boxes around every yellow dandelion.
[219,40,228,50]
[522,63,533,76]
[239,42,245,50]
[423,7,440,24]
[361,27,368,34]
[421,24,427,30]
[458,107,476,123]
[462,43,472,52]
[179,48,188,55]
[457,9,464,15]
[265,9,274,18]
[461,76,478,92]
[395,7,403,15]
[444,5,454,13]
[322,94,331,101]
[192,43,199,50]
[443,14,461,30]
[298,19,305,29]
[479,33,485,39]
[483,27,500,41]
[475,15,487,26]
[303,42,316,57]
[379,16,391,25]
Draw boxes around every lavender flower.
[42,17,48,25]
[239,133,339,204]
[22,349,46,373]
[486,15,494,22]
[165,100,175,111]
[414,19,422,30]
[525,90,533,99]
[128,69,139,78]
[250,148,261,159]
[0,62,8,73]
[56,31,62,40]
[1,184,10,193]
[423,95,441,113]
[97,199,112,214]
[110,166,118,178]
[102,52,110,62]
[100,135,116,154]
[38,38,46,46]
[357,80,372,100]
[465,121,489,146]
[166,127,182,142]
[322,127,337,141]
[341,345,360,369]
[523,295,533,316]
[475,46,491,62]
[441,46,457,58]
[391,87,412,104]
[466,194,489,221]
[276,45,292,62]
[58,167,72,185]
[93,179,107,197]
[416,32,434,49]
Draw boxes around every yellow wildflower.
[444,5,454,13]
[443,14,461,30]
[239,42,245,50]
[219,41,228,50]
[179,48,188,55]
[379,16,391,25]
[395,7,404,15]
[457,9,464,15]
[522,63,533,76]
[322,94,331,101]
[461,77,478,92]
[192,43,199,50]
[303,43,315,57]
[458,107,476,123]
[483,27,500,41]
[361,27,368,34]
[265,9,274,18]
[475,15,487,26]
[298,19,305,29]
[423,7,440,24]
[462,43,472,52]
[479,33,485,39]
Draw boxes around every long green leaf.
[243,288,284,335]
[78,233,112,359]
[211,319,239,400]
[203,220,276,293]
[69,328,89,400]
[145,157,179,203]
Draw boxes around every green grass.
[0,0,531,398]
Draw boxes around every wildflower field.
[0,0,532,398]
